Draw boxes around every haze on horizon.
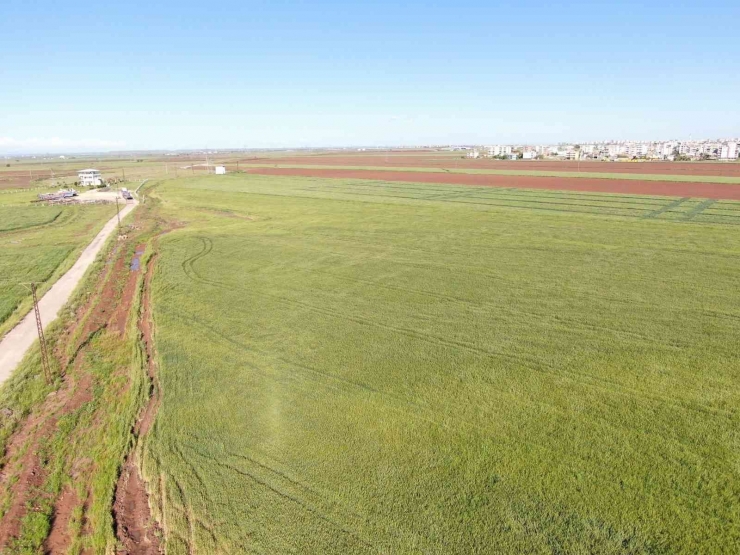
[1,0,739,154]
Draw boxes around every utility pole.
[30,283,52,384]
[236,160,239,171]
[115,197,122,231]
[122,168,126,182]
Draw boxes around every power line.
[30,283,52,384]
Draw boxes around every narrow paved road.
[0,201,138,386]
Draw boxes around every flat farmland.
[246,166,740,199]
[236,152,740,177]
[0,190,115,337]
[143,174,740,553]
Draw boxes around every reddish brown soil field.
[247,167,740,200]
[240,154,740,177]
[0,169,79,189]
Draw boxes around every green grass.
[0,205,153,554]
[140,174,740,553]
[0,192,115,338]
[239,163,740,184]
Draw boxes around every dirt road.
[0,201,137,386]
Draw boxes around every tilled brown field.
[247,166,740,200]
[240,154,740,177]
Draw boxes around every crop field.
[0,191,114,337]
[239,163,740,185]
[244,167,740,200]
[142,174,740,553]
[234,151,740,177]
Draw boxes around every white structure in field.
[77,169,102,186]
[215,165,227,174]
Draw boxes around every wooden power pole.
[30,283,52,384]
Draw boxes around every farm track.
[0,201,137,386]
[247,167,740,200]
[113,243,166,554]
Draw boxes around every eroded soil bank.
[0,202,168,554]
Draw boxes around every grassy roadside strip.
[0,202,118,340]
[0,203,165,553]
[0,204,131,462]
[238,163,740,184]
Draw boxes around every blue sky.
[1,0,738,152]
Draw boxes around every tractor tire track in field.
[642,197,690,219]
[285,181,740,225]
[113,251,163,555]
[175,236,736,421]
[181,443,377,552]
[0,208,63,233]
[303,268,686,350]
[160,303,736,486]
[247,166,740,199]
[316,183,673,213]
[163,298,732,482]
[685,199,717,220]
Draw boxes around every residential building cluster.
[462,139,739,161]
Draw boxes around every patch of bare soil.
[44,486,79,555]
[0,365,93,550]
[112,460,161,554]
[113,253,162,554]
[112,244,147,335]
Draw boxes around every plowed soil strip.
[239,155,740,177]
[248,167,740,200]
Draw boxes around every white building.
[625,143,648,158]
[720,143,738,159]
[77,169,102,186]
[487,145,512,157]
[215,165,227,174]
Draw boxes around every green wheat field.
[143,174,740,553]
[0,191,114,337]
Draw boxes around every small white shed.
[215,166,227,175]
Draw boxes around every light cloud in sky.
[0,137,126,154]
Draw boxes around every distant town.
[457,138,740,161]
